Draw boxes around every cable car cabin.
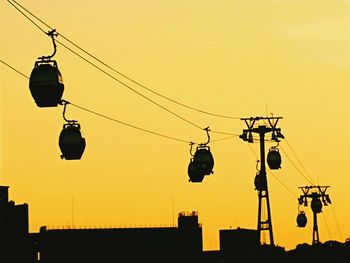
[192,147,214,176]
[254,173,267,191]
[267,148,282,170]
[188,160,205,183]
[59,123,86,160]
[311,198,322,214]
[29,60,64,107]
[297,211,307,227]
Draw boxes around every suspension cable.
[1,59,237,145]
[330,204,344,241]
[246,143,298,199]
[7,0,241,121]
[284,139,316,185]
[0,59,28,79]
[279,145,315,186]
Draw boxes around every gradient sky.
[1,0,350,250]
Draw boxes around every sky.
[1,0,350,251]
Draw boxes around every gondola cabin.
[254,173,267,191]
[311,197,322,214]
[188,160,205,183]
[59,123,86,160]
[29,60,64,107]
[297,211,307,227]
[267,147,282,170]
[193,147,214,176]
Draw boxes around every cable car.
[192,147,214,176]
[267,147,282,170]
[297,211,307,227]
[59,123,86,160]
[254,172,267,191]
[188,160,205,183]
[311,197,322,214]
[29,60,64,107]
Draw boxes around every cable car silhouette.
[187,127,214,183]
[193,147,214,175]
[297,211,307,227]
[254,172,267,191]
[311,196,322,214]
[29,29,64,107]
[29,60,64,107]
[58,100,86,160]
[187,159,205,183]
[267,147,282,170]
[59,122,86,160]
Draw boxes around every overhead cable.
[246,143,298,199]
[0,59,189,143]
[330,204,343,241]
[321,212,332,240]
[6,0,210,133]
[1,59,236,145]
[7,0,241,123]
[280,145,315,186]
[0,59,28,79]
[69,102,191,144]
[269,170,298,199]
[284,139,316,185]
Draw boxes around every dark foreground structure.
[34,211,202,263]
[1,185,350,263]
[0,186,35,262]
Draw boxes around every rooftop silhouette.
[1,185,349,263]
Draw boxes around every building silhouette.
[0,186,35,263]
[220,227,259,262]
[33,211,202,263]
[1,185,350,263]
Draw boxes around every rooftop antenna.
[71,196,75,228]
[172,195,175,227]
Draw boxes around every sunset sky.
[1,0,349,250]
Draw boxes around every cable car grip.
[38,29,58,61]
[189,142,195,157]
[60,99,77,124]
[198,127,211,147]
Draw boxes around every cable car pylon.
[297,185,331,245]
[240,116,285,245]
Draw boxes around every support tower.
[298,186,331,244]
[240,116,284,245]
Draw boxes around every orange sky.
[1,0,350,250]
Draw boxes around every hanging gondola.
[254,172,267,191]
[59,122,86,160]
[188,159,205,183]
[29,60,64,107]
[296,211,307,227]
[311,197,322,214]
[187,127,214,183]
[29,29,64,107]
[267,147,282,170]
[58,100,86,160]
[192,146,214,176]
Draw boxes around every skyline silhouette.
[1,185,349,262]
[1,0,349,251]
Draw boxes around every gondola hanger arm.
[200,127,211,147]
[189,142,195,157]
[60,100,77,123]
[38,29,58,61]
